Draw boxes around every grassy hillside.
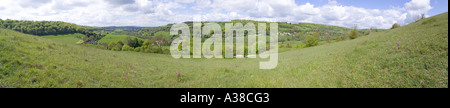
[0,12,447,88]
[41,33,84,44]
[98,34,144,44]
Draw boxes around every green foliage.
[98,34,142,44]
[115,40,124,51]
[76,40,84,45]
[349,26,359,39]
[150,33,170,49]
[336,36,344,42]
[134,47,143,52]
[142,40,153,53]
[107,41,117,50]
[121,45,134,51]
[0,20,105,44]
[0,19,100,36]
[305,34,319,47]
[391,23,401,29]
[125,36,143,48]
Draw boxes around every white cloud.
[191,0,211,10]
[0,0,435,29]
[404,0,433,22]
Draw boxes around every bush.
[285,43,292,48]
[125,36,143,48]
[108,41,116,50]
[336,36,343,42]
[305,35,318,47]
[134,47,143,52]
[122,45,134,51]
[97,45,107,49]
[141,40,153,53]
[76,40,84,45]
[391,23,400,29]
[116,40,124,50]
[296,44,306,48]
[349,26,359,39]
[108,41,123,51]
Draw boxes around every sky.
[0,0,447,29]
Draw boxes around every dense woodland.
[0,19,105,43]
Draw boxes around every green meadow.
[0,13,447,88]
[41,33,84,44]
[98,34,144,44]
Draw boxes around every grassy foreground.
[0,13,447,88]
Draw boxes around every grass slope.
[41,33,84,44]
[98,34,143,44]
[0,13,447,88]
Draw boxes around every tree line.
[0,19,105,43]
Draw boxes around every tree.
[142,40,153,53]
[305,34,318,47]
[116,40,124,51]
[122,45,134,51]
[391,23,400,29]
[414,14,426,22]
[108,41,117,50]
[125,36,141,48]
[362,29,366,36]
[349,25,359,39]
[150,33,169,49]
[0,19,105,43]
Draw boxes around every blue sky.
[0,0,447,29]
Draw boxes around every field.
[0,12,447,88]
[41,33,84,44]
[98,34,144,44]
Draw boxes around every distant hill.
[102,26,155,30]
[133,20,352,40]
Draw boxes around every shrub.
[336,36,343,42]
[296,44,306,48]
[108,41,123,51]
[122,45,134,51]
[305,35,318,47]
[108,41,116,50]
[391,23,400,29]
[134,47,143,52]
[116,40,124,50]
[97,45,106,49]
[125,37,142,48]
[285,43,292,48]
[349,26,359,39]
[76,40,84,45]
[140,40,154,53]
[365,29,371,35]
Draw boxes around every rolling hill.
[0,12,447,88]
